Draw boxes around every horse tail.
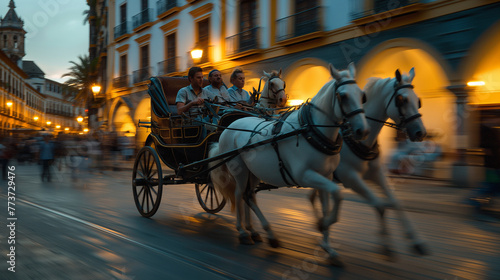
[208,143,236,212]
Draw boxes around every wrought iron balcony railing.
[276,6,322,42]
[133,67,153,84]
[113,75,130,89]
[350,0,421,20]
[156,0,177,16]
[157,57,179,75]
[133,8,154,29]
[225,27,260,56]
[114,21,129,39]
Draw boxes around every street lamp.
[6,101,12,116]
[46,121,52,126]
[191,44,203,64]
[77,116,83,123]
[34,116,39,121]
[91,84,101,98]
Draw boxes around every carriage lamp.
[77,116,84,123]
[467,81,485,87]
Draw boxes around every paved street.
[1,162,499,280]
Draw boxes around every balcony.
[350,0,422,23]
[113,75,130,89]
[157,0,178,18]
[133,8,154,31]
[225,27,260,58]
[157,57,180,76]
[276,6,323,44]
[114,21,130,40]
[133,67,153,84]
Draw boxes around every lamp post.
[77,116,84,132]
[6,101,12,116]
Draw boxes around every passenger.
[203,69,230,102]
[228,68,251,104]
[176,66,215,116]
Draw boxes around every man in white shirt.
[228,68,250,104]
[176,67,215,116]
[203,69,230,103]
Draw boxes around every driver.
[176,66,215,116]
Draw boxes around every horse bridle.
[334,80,366,121]
[384,81,422,127]
[259,76,287,105]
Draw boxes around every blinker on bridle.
[334,80,365,119]
[385,81,422,126]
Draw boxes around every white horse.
[210,63,369,266]
[311,68,428,259]
[253,70,287,110]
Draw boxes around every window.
[197,18,210,63]
[140,45,149,69]
[120,54,127,76]
[120,3,127,23]
[166,33,176,73]
[239,0,257,51]
[294,0,319,37]
[13,36,17,48]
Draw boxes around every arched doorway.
[284,58,331,104]
[357,39,453,161]
[134,97,151,147]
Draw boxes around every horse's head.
[262,69,287,107]
[386,68,426,142]
[330,63,369,140]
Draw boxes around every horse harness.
[258,75,287,106]
[269,79,365,186]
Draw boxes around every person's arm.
[176,88,202,114]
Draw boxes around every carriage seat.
[152,76,209,115]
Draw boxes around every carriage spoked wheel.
[132,146,163,218]
[195,180,226,214]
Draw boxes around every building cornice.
[189,3,213,18]
[116,44,129,53]
[159,19,179,33]
[134,34,151,45]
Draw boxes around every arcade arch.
[283,58,331,104]
[134,97,151,146]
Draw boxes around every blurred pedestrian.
[39,135,55,182]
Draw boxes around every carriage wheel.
[132,146,163,218]
[195,181,226,214]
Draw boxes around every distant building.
[92,0,500,185]
[0,0,84,135]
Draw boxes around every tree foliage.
[61,54,97,103]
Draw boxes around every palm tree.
[82,0,97,25]
[61,54,97,103]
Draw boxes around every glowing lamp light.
[467,81,485,87]
[56,125,61,129]
[83,128,89,133]
[190,48,203,60]
[77,116,84,123]
[6,101,13,107]
[287,99,304,106]
[64,127,69,131]
[34,116,39,121]
[46,121,52,125]
[91,84,101,96]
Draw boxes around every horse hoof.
[413,243,430,256]
[328,256,345,267]
[251,232,263,243]
[268,238,280,248]
[239,235,255,245]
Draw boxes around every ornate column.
[447,84,472,187]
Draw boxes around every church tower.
[0,0,26,66]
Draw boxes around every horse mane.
[363,77,392,98]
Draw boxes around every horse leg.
[231,162,254,245]
[244,174,279,248]
[243,180,263,243]
[302,171,344,266]
[339,170,395,259]
[370,166,429,256]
